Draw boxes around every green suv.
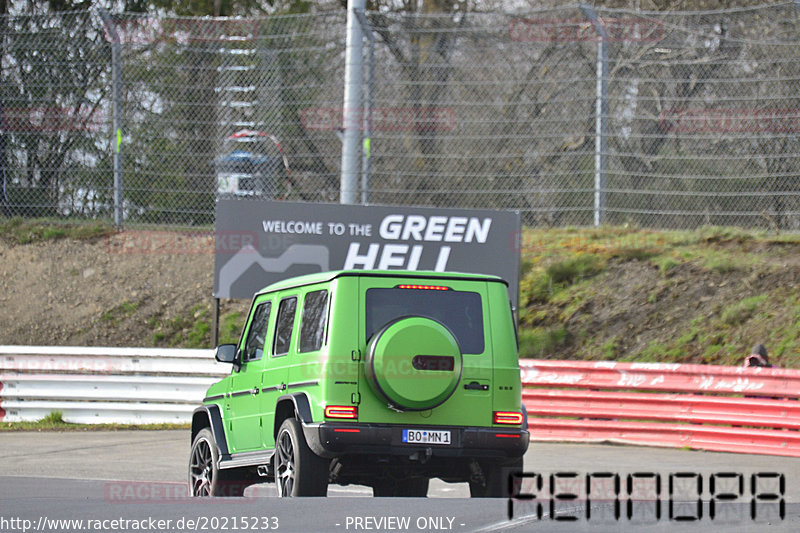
[189,270,528,497]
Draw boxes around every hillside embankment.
[2,220,798,367]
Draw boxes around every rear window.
[365,287,484,354]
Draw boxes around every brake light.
[493,411,524,425]
[325,405,358,419]
[397,285,450,291]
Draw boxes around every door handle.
[251,388,260,395]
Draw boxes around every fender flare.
[275,392,334,458]
[191,404,231,460]
[274,392,313,436]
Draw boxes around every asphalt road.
[0,430,799,532]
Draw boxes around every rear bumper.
[303,422,529,460]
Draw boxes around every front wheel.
[189,428,252,497]
[275,418,329,497]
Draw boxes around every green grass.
[703,253,741,274]
[0,217,114,245]
[151,303,218,348]
[551,280,596,322]
[600,338,618,360]
[694,225,763,244]
[546,255,605,285]
[651,255,680,275]
[518,326,568,358]
[720,295,768,326]
[521,254,605,306]
[101,300,141,325]
[219,311,244,345]
[41,410,65,425]
[611,247,658,261]
[186,307,211,347]
[521,270,553,304]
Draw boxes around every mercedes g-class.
[189,270,528,497]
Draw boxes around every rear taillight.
[324,405,358,419]
[493,411,523,425]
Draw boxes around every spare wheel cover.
[365,316,463,411]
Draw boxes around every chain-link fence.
[3,4,800,229]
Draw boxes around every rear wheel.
[275,418,329,497]
[372,477,429,497]
[469,459,523,498]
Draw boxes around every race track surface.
[0,431,798,532]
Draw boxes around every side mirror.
[215,344,238,364]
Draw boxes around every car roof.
[256,270,507,295]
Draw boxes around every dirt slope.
[0,231,247,347]
[1,226,798,368]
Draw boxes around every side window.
[299,290,328,353]
[273,296,297,357]
[242,301,271,362]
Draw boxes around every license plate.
[402,429,451,445]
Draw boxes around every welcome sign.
[213,199,520,305]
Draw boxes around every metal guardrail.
[0,346,227,424]
[521,359,800,457]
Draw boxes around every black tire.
[372,477,429,497]
[469,459,523,498]
[188,427,253,497]
[275,418,329,497]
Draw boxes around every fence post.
[354,9,374,206]
[340,0,366,205]
[580,5,608,227]
[99,9,124,228]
